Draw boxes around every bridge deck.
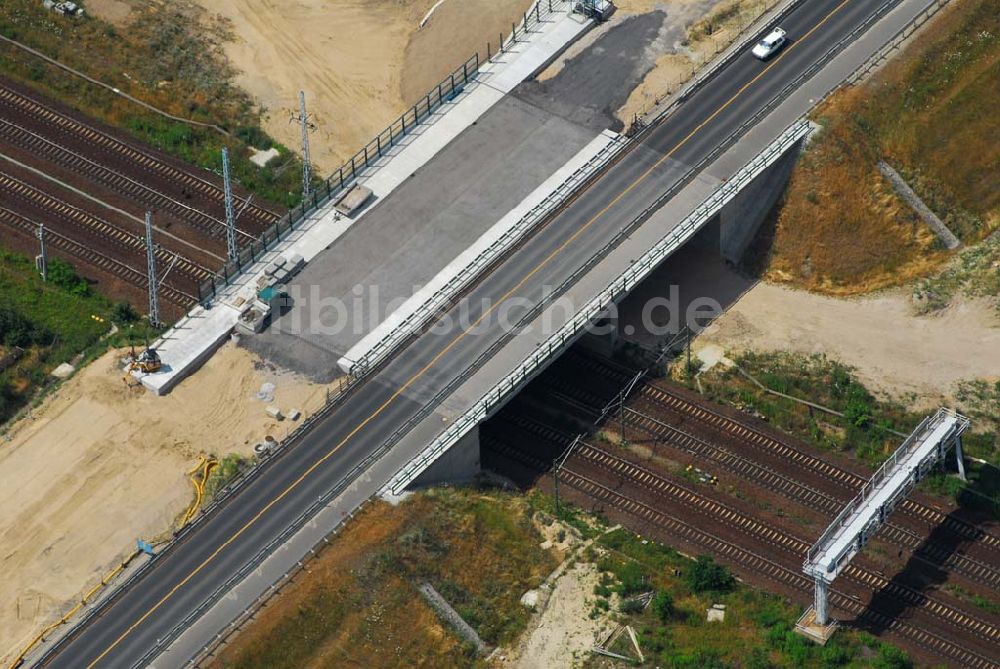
[804,408,968,582]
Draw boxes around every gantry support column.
[814,579,829,626]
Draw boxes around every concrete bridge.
[31,0,954,666]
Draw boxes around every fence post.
[487,41,491,59]
[363,145,369,165]
[512,22,517,42]
[462,62,467,83]
[449,73,455,95]
[536,3,541,21]
[437,83,442,104]
[376,135,381,156]
[499,33,504,53]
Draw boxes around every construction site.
[1,0,998,667]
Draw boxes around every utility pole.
[221,147,238,263]
[298,90,313,199]
[553,434,584,518]
[35,224,47,281]
[619,388,626,444]
[145,211,160,328]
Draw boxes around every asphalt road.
[37,1,901,666]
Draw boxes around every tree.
[685,555,734,593]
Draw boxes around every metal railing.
[382,119,811,494]
[804,407,969,579]
[196,0,572,305]
[347,132,632,376]
[27,0,940,663]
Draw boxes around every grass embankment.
[753,0,1000,298]
[582,528,913,668]
[213,489,558,669]
[0,0,307,208]
[0,249,158,428]
[694,351,999,520]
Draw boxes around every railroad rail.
[566,349,1000,553]
[0,205,196,307]
[0,82,279,233]
[557,466,1000,669]
[484,433,999,667]
[574,442,1000,645]
[496,406,1000,593]
[0,118,255,243]
[0,170,211,284]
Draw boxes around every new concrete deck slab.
[242,9,673,382]
[136,2,593,395]
[242,96,600,380]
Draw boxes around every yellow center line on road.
[84,1,853,665]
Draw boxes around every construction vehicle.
[124,343,162,376]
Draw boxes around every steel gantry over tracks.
[800,408,970,637]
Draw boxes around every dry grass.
[212,489,558,669]
[760,0,1000,295]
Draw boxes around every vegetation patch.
[584,528,913,668]
[0,248,157,428]
[695,350,999,519]
[755,0,1000,296]
[0,0,307,207]
[213,488,558,669]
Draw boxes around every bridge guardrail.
[135,14,867,656]
[28,0,941,664]
[383,118,812,494]
[346,131,632,377]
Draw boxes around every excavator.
[122,341,161,384]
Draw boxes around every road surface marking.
[83,1,854,664]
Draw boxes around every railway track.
[484,434,999,667]
[556,466,1000,669]
[497,406,1000,593]
[0,82,280,234]
[0,170,211,285]
[565,349,1000,553]
[0,118,254,244]
[623,407,1000,590]
[573,442,1000,645]
[0,205,196,307]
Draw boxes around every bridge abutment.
[717,137,803,263]
[408,425,481,489]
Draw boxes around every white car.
[752,27,787,60]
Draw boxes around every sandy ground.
[182,0,531,173]
[699,284,1000,405]
[0,342,333,664]
[504,561,613,668]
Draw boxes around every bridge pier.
[408,425,481,489]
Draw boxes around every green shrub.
[685,556,734,593]
[652,590,675,621]
[47,257,90,296]
[620,597,645,614]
